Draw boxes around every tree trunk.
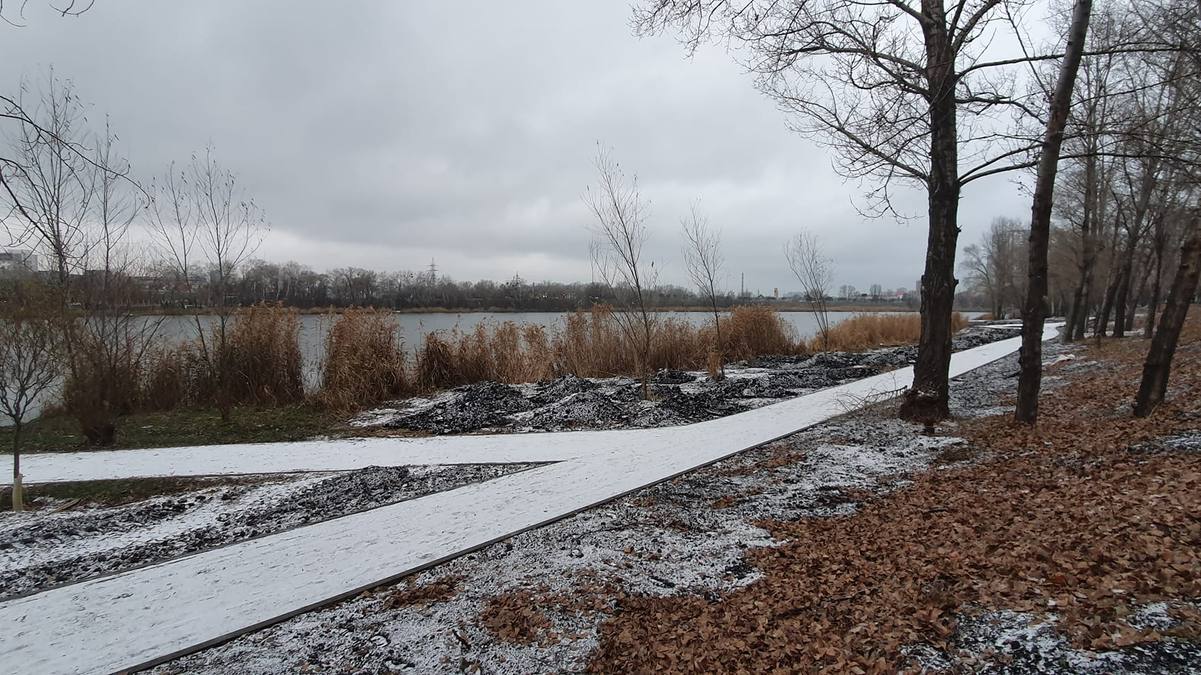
[1113,253,1133,337]
[1068,156,1099,342]
[900,10,960,425]
[1133,220,1201,417]
[11,422,23,512]
[1014,0,1092,424]
[1126,253,1151,333]
[1145,236,1166,338]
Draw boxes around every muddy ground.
[0,463,539,601]
[352,324,1022,435]
[148,339,1200,674]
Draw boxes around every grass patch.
[0,474,276,511]
[0,404,344,454]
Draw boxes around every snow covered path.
[0,327,1056,674]
[3,434,587,485]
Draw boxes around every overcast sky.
[2,2,1038,293]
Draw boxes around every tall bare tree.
[1015,0,1094,424]
[633,0,1152,421]
[585,146,658,399]
[785,231,833,350]
[150,146,265,422]
[961,217,1026,319]
[0,286,60,511]
[63,118,159,445]
[681,203,725,379]
[1132,0,1201,416]
[2,69,95,295]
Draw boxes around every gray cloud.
[2,1,1031,293]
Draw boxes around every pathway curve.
[0,328,1055,674]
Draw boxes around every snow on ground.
[153,415,962,673]
[907,602,1201,673]
[153,351,1040,674]
[0,464,539,601]
[1,325,1022,487]
[0,326,1052,674]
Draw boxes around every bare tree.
[150,146,265,422]
[1131,0,1201,416]
[1134,216,1199,416]
[634,0,1170,422]
[145,161,197,304]
[681,203,725,379]
[785,231,833,350]
[584,146,658,399]
[961,217,1026,319]
[2,69,96,296]
[0,286,60,511]
[63,118,159,445]
[1015,0,1094,424]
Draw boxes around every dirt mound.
[531,375,600,405]
[653,369,696,385]
[523,390,633,430]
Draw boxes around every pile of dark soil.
[378,324,1022,435]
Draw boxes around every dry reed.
[812,312,968,352]
[316,308,408,410]
[223,304,305,406]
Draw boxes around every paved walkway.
[0,328,1053,674]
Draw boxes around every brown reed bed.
[120,305,970,416]
[409,305,802,388]
[315,308,409,410]
[811,311,968,352]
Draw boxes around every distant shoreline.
[137,303,971,317]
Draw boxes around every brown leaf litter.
[588,325,1201,673]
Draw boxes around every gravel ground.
[352,324,1022,435]
[908,603,1201,673]
[0,463,539,601]
[147,341,1173,675]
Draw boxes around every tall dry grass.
[316,308,409,410]
[417,321,555,390]
[811,312,968,352]
[223,304,305,405]
[126,304,305,411]
[408,305,803,387]
[717,305,801,361]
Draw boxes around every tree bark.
[1113,249,1134,337]
[1133,220,1201,417]
[11,422,23,512]
[900,10,959,424]
[1015,0,1092,424]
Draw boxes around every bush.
[223,304,305,406]
[62,318,153,445]
[316,308,408,410]
[813,312,968,351]
[717,306,802,361]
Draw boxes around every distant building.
[0,249,39,277]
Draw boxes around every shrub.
[62,319,152,445]
[316,308,408,410]
[223,304,305,406]
[813,312,968,351]
[718,306,802,361]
